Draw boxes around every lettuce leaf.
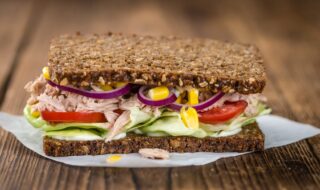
[125,108,177,132]
[23,106,46,128]
[139,115,208,138]
[45,129,105,141]
[42,122,108,132]
[124,107,153,130]
[125,109,207,138]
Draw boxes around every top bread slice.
[48,33,266,94]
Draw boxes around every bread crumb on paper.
[139,148,170,160]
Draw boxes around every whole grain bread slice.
[43,122,264,157]
[48,33,266,94]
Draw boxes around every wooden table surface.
[0,0,319,189]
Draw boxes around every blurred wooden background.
[0,0,319,189]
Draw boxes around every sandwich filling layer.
[24,74,271,141]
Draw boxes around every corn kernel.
[31,111,40,118]
[188,88,199,105]
[106,155,122,163]
[42,67,50,80]
[176,95,182,103]
[180,106,199,129]
[148,86,170,100]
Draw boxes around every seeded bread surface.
[43,122,264,157]
[48,33,266,94]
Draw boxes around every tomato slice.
[199,101,248,124]
[41,111,107,123]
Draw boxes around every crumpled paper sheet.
[0,113,319,168]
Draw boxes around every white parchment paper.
[0,112,319,167]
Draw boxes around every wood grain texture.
[0,0,35,105]
[0,0,319,189]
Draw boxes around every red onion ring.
[137,86,177,106]
[47,80,132,99]
[168,91,224,111]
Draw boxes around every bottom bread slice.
[43,122,264,157]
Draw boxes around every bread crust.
[48,33,266,94]
[43,122,264,157]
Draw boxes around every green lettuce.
[45,129,105,140]
[140,115,208,138]
[42,122,107,132]
[125,108,178,132]
[23,106,46,128]
[124,107,153,130]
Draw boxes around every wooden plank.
[171,167,208,190]
[0,0,35,105]
[236,0,320,164]
[0,1,39,189]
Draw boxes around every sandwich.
[24,33,271,157]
